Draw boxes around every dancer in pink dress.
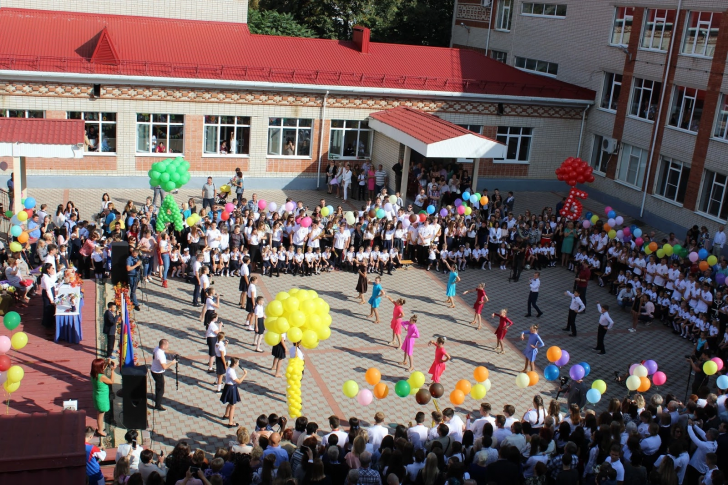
[400,315,420,371]
[428,336,451,383]
[386,295,406,348]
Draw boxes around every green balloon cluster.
[148,157,191,192]
[156,195,184,232]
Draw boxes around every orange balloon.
[546,346,562,363]
[373,382,389,399]
[699,261,709,272]
[365,368,381,386]
[527,371,539,386]
[638,376,651,392]
[17,232,28,244]
[649,242,658,252]
[603,224,611,232]
[450,389,465,405]
[473,366,489,383]
[456,380,472,395]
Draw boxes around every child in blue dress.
[520,324,544,373]
[444,261,460,309]
[367,276,385,324]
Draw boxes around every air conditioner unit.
[602,137,619,154]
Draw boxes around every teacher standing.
[90,358,115,437]
[40,263,57,329]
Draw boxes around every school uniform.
[220,367,241,405]
[215,341,227,376]
[254,303,265,335]
[206,321,220,357]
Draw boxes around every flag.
[119,293,134,366]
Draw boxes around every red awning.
[0,118,85,145]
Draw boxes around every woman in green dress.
[91,358,115,437]
[560,221,576,267]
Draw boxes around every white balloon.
[269,202,278,212]
[483,378,491,391]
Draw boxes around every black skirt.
[272,342,286,359]
[204,309,215,327]
[207,336,217,357]
[216,356,226,375]
[220,384,240,405]
[255,317,265,335]
[239,276,249,292]
[356,274,368,293]
[41,290,55,328]
[246,298,254,313]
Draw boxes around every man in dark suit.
[483,445,521,485]
[103,301,120,358]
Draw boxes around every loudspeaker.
[121,365,148,430]
[93,84,101,97]
[111,242,129,285]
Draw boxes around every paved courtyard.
[28,186,692,452]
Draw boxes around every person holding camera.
[151,339,177,411]
[90,357,115,437]
[559,376,587,409]
[138,448,168,482]
[687,353,710,395]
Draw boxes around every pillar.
[472,159,481,191]
[12,156,26,213]
[400,146,411,201]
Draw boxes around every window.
[68,112,116,153]
[590,135,612,174]
[617,143,648,187]
[668,86,705,133]
[655,157,690,203]
[521,3,567,17]
[714,94,728,141]
[203,116,250,156]
[457,125,483,134]
[491,50,508,63]
[136,114,184,154]
[682,11,721,57]
[495,0,513,31]
[629,78,662,121]
[268,118,312,157]
[0,110,44,118]
[494,127,532,163]
[600,73,622,112]
[611,7,634,46]
[515,56,558,76]
[328,120,372,159]
[700,170,728,220]
[641,9,676,51]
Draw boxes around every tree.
[248,9,316,38]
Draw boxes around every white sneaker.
[628,328,636,333]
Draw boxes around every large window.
[0,110,43,118]
[514,56,558,76]
[491,50,508,64]
[494,127,532,163]
[629,78,662,121]
[714,94,728,141]
[668,86,705,133]
[203,116,250,156]
[611,7,634,47]
[617,143,648,187]
[68,112,116,153]
[655,157,690,204]
[329,120,372,159]
[641,9,676,51]
[457,125,483,134]
[590,135,612,174]
[521,3,567,18]
[136,114,184,154]
[682,11,721,57]
[268,118,312,157]
[600,73,622,112]
[495,0,513,31]
[700,170,728,220]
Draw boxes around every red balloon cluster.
[560,187,588,221]
[555,157,595,187]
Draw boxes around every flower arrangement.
[0,283,16,293]
[64,269,83,288]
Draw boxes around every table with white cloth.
[55,284,84,344]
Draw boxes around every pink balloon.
[285,201,295,212]
[457,206,465,215]
[301,217,312,228]
[357,389,373,406]
[0,336,9,354]
[712,357,724,371]
[604,206,612,215]
[652,371,667,386]
[258,200,267,210]
[225,203,235,213]
[622,227,631,237]
[689,252,699,263]
[582,220,591,229]
[635,237,644,247]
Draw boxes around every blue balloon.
[462,191,471,200]
[587,389,602,404]
[426,205,435,215]
[633,228,642,238]
[579,362,591,377]
[23,197,36,209]
[630,224,637,233]
[717,375,728,390]
[607,210,616,219]
[585,212,593,220]
[544,364,560,381]
[699,249,709,260]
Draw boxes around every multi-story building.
[0,0,596,195]
[452,0,728,233]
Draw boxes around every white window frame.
[491,50,508,63]
[616,143,648,188]
[682,11,721,58]
[267,118,313,158]
[0,110,44,118]
[699,170,728,221]
[494,126,532,164]
[713,93,728,142]
[328,120,373,160]
[640,8,676,52]
[521,3,567,18]
[600,72,622,112]
[457,125,484,134]
[514,56,558,77]
[667,85,705,134]
[67,111,117,155]
[590,135,611,175]
[654,156,690,205]
[135,114,185,155]
[610,7,635,47]
[629,78,662,122]
[495,0,513,31]
[203,116,251,157]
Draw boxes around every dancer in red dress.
[427,336,451,383]
[385,295,406,348]
[463,283,488,329]
[492,309,514,354]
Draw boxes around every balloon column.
[147,157,191,192]
[0,311,29,396]
[156,195,185,232]
[285,355,304,418]
[554,157,593,221]
[264,288,332,350]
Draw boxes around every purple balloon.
[454,198,463,207]
[643,360,658,376]
[555,350,570,367]
[569,364,585,381]
[629,363,640,375]
[718,274,727,286]
[439,208,448,217]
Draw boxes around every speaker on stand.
[111,242,130,285]
[120,365,148,429]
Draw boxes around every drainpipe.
[640,0,681,217]
[316,90,330,189]
[484,1,494,56]
[577,105,589,156]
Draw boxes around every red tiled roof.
[0,8,595,101]
[0,118,85,145]
[370,107,493,145]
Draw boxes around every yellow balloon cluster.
[286,357,305,418]
[264,288,332,349]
